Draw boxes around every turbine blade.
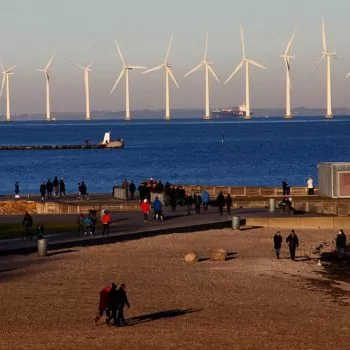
[110,68,125,94]
[248,59,267,70]
[165,33,173,64]
[240,25,246,59]
[225,61,244,84]
[115,41,125,66]
[128,65,147,69]
[204,30,209,60]
[45,54,55,71]
[65,57,85,70]
[143,64,163,74]
[322,17,327,52]
[7,65,16,72]
[207,64,220,82]
[184,63,203,77]
[284,28,297,55]
[311,55,325,76]
[167,67,179,88]
[0,62,4,72]
[87,63,93,69]
[0,75,5,100]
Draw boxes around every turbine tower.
[184,31,219,120]
[110,41,146,121]
[143,34,179,120]
[225,25,267,120]
[0,64,16,122]
[317,17,336,119]
[37,54,55,121]
[71,61,92,121]
[280,29,297,119]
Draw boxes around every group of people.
[78,209,111,236]
[22,211,44,240]
[273,229,347,260]
[40,177,66,200]
[140,196,164,222]
[95,283,130,327]
[282,176,315,196]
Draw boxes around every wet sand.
[0,227,349,349]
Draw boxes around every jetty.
[0,132,124,151]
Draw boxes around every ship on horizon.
[212,103,249,117]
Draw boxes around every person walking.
[216,191,226,216]
[306,176,314,195]
[129,180,136,200]
[40,182,46,200]
[102,210,111,235]
[273,231,283,259]
[46,179,53,199]
[115,284,130,327]
[106,283,118,326]
[152,196,163,221]
[122,178,129,200]
[336,229,347,260]
[169,186,177,212]
[193,192,202,214]
[140,199,151,222]
[184,193,193,215]
[53,176,59,197]
[22,211,33,240]
[226,194,233,216]
[202,190,209,212]
[95,283,113,325]
[59,178,66,197]
[286,229,299,261]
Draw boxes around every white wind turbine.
[0,63,16,122]
[143,34,179,120]
[316,17,336,119]
[184,31,219,120]
[69,60,92,121]
[225,25,267,119]
[280,29,297,119]
[37,54,55,121]
[110,41,146,121]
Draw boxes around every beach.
[0,227,349,349]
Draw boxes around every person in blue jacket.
[153,197,163,221]
[202,190,210,212]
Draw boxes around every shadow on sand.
[125,308,201,326]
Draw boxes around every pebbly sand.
[0,227,349,349]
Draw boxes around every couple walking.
[273,230,299,260]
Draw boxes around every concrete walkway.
[0,207,326,256]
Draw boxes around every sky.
[1,0,350,114]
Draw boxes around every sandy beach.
[0,227,349,349]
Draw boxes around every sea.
[0,116,349,196]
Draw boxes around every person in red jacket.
[95,283,116,324]
[140,199,151,222]
[102,210,111,235]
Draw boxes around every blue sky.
[1,0,350,114]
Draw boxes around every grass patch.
[0,222,79,240]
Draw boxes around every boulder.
[184,252,198,264]
[211,249,227,262]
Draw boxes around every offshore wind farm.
[0,16,350,122]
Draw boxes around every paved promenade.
[0,205,327,256]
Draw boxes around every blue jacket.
[153,199,162,211]
[202,191,209,203]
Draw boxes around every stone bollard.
[269,198,276,213]
[37,239,48,257]
[232,216,240,230]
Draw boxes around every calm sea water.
[0,116,349,195]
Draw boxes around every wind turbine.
[0,63,16,122]
[68,60,92,121]
[280,29,297,119]
[110,41,146,121]
[143,34,179,120]
[225,25,267,120]
[316,17,336,119]
[37,54,55,121]
[184,31,219,120]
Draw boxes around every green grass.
[0,222,79,240]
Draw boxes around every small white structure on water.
[101,132,124,149]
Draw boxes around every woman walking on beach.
[286,230,299,261]
[273,231,283,259]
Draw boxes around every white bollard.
[37,239,48,257]
[232,216,240,230]
[269,198,276,213]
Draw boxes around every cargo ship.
[212,103,249,117]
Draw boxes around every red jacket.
[99,287,111,310]
[140,202,151,214]
[102,213,111,224]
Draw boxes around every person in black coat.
[184,193,193,215]
[106,283,118,325]
[169,186,177,212]
[336,229,347,259]
[216,192,226,215]
[273,231,283,259]
[40,182,46,200]
[193,192,202,214]
[129,180,136,200]
[59,178,66,197]
[286,230,299,261]
[115,284,130,326]
[46,179,53,199]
